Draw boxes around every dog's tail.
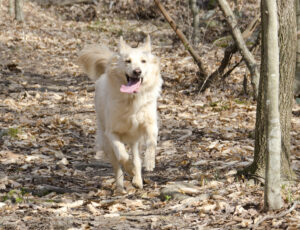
[78,45,114,81]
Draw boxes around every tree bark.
[263,0,282,210]
[15,0,24,22]
[240,0,296,182]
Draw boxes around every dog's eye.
[125,59,131,63]
[141,59,146,63]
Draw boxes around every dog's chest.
[112,106,146,136]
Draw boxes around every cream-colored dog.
[78,36,162,193]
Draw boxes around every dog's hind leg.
[131,142,143,189]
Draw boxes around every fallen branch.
[217,0,260,97]
[252,201,300,228]
[153,0,208,77]
[28,185,87,196]
[199,44,238,92]
[199,13,260,92]
[222,32,260,81]
[39,0,96,6]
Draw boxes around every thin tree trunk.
[189,0,200,45]
[239,0,296,182]
[15,0,24,22]
[263,0,282,210]
[9,0,14,16]
[297,0,300,71]
[296,0,300,96]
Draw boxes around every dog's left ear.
[119,36,131,54]
[140,35,151,53]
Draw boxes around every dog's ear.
[119,36,130,54]
[140,35,151,53]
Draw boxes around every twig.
[222,58,243,80]
[217,0,260,98]
[120,207,198,217]
[153,0,208,77]
[42,0,96,6]
[28,185,87,196]
[252,201,300,228]
[243,74,248,95]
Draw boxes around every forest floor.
[0,0,300,229]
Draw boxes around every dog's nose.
[133,68,142,77]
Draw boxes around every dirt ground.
[0,0,300,229]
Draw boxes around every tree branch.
[217,0,260,97]
[199,13,260,92]
[154,0,208,77]
[222,33,260,81]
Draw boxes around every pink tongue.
[120,79,141,93]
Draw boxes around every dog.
[78,35,162,194]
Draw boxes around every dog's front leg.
[131,142,143,188]
[106,132,134,176]
[144,123,158,172]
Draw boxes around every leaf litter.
[0,0,300,229]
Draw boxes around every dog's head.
[118,35,160,94]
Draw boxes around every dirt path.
[0,1,300,229]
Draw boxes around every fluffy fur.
[78,36,162,193]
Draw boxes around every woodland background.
[0,0,300,229]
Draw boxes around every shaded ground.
[0,0,300,229]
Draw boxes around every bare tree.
[9,0,24,22]
[15,0,24,22]
[296,0,300,96]
[262,0,282,210]
[240,0,296,183]
[189,0,200,45]
[9,0,14,16]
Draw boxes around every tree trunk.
[189,0,200,45]
[263,0,282,210]
[15,0,24,22]
[9,0,14,16]
[296,0,300,96]
[240,0,296,181]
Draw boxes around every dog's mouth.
[120,74,143,94]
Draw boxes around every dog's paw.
[123,160,134,176]
[132,176,143,189]
[144,160,155,172]
[115,187,127,195]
